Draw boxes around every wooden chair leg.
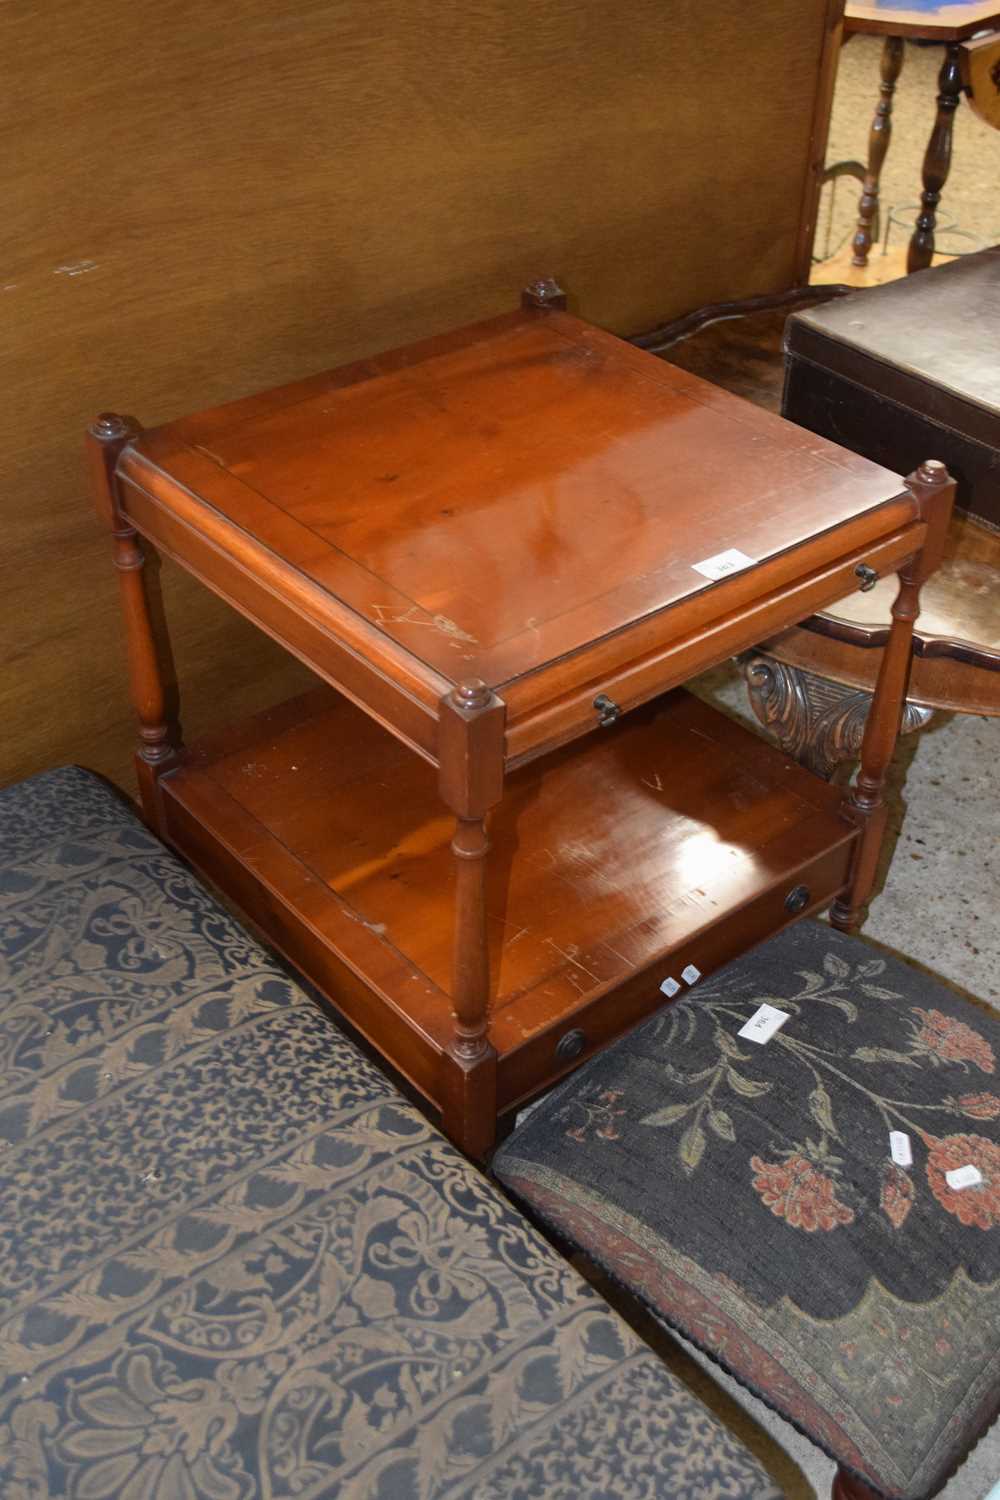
[832,1465,882,1500]
[853,35,904,267]
[87,413,180,827]
[908,43,962,274]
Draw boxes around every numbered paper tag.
[946,1164,983,1191]
[738,1004,790,1044]
[691,548,754,581]
[681,964,701,986]
[659,976,681,998]
[889,1131,912,1168]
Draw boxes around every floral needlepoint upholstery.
[0,768,781,1500]
[493,921,1000,1500]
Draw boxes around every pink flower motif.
[958,1092,1000,1121]
[565,1089,625,1144]
[750,1154,855,1232]
[912,1009,995,1073]
[880,1164,915,1230]
[926,1134,1000,1230]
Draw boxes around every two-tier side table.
[88,283,954,1156]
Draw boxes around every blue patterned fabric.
[494,922,1000,1500]
[0,766,780,1500]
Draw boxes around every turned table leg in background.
[87,413,180,828]
[853,35,905,268]
[438,679,505,1156]
[831,461,955,931]
[908,42,963,274]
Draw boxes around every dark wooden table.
[845,1,1000,271]
[88,284,954,1155]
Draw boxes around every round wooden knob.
[454,679,491,710]
[785,885,811,915]
[555,1028,586,1061]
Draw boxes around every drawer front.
[503,521,926,768]
[495,835,856,1114]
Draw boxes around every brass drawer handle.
[855,564,878,592]
[556,1028,586,1061]
[593,694,620,727]
[785,885,811,914]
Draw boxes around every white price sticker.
[681,964,701,986]
[691,548,754,582]
[889,1131,912,1168]
[738,1004,790,1045]
[946,1164,983,1192]
[659,976,681,998]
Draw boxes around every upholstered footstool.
[0,766,782,1500]
[494,921,1000,1500]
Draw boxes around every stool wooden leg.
[831,461,955,932]
[853,36,904,267]
[438,679,505,1157]
[908,43,962,274]
[832,1465,882,1500]
[87,413,180,827]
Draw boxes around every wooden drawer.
[495,835,856,1115]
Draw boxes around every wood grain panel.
[1,0,840,791]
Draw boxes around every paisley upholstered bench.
[0,766,780,1500]
[494,922,1000,1500]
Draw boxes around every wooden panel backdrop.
[1,0,843,791]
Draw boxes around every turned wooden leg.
[832,1465,882,1500]
[908,43,962,274]
[438,679,505,1156]
[87,413,180,826]
[451,810,492,1063]
[831,461,955,931]
[853,36,904,267]
[745,657,933,781]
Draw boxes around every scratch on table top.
[544,937,598,982]
[371,602,478,644]
[192,443,228,468]
[54,260,98,277]
[642,772,664,792]
[600,939,636,969]
[342,907,388,938]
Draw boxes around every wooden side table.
[845,1,1000,271]
[88,284,954,1156]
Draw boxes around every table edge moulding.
[87,284,956,1156]
[845,2,1000,42]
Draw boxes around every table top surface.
[845,1,1000,38]
[121,308,909,695]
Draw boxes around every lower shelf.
[157,685,858,1132]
